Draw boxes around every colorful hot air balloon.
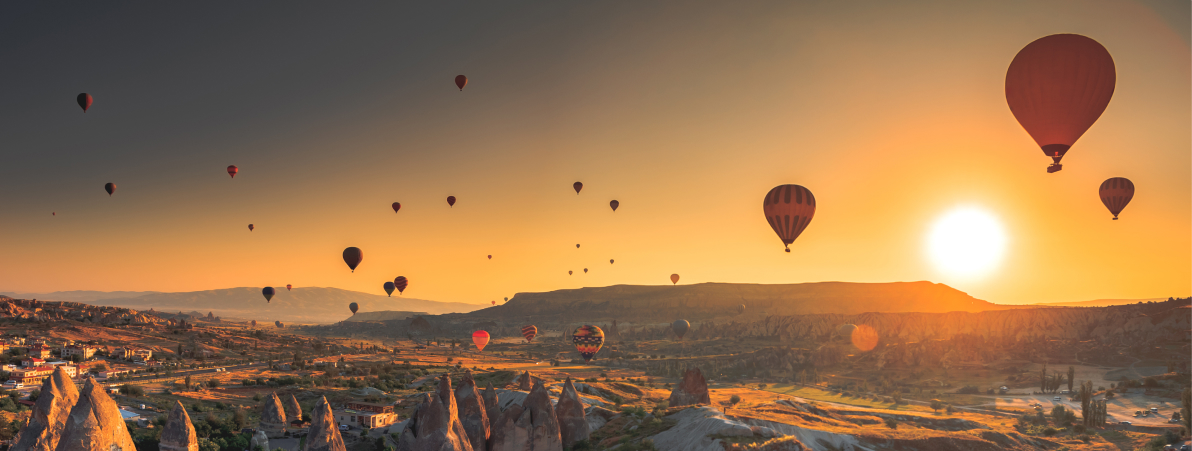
[262,287,275,303]
[573,182,583,194]
[610,200,619,212]
[670,274,680,285]
[491,301,496,306]
[737,304,746,314]
[1099,177,1134,220]
[343,247,363,272]
[248,224,254,232]
[394,276,408,294]
[672,319,690,340]
[521,325,538,343]
[572,325,605,362]
[447,196,456,207]
[392,202,401,213]
[472,330,489,351]
[1006,34,1116,173]
[227,165,238,178]
[349,302,359,314]
[384,281,395,297]
[763,184,816,253]
[77,93,92,112]
[104,183,115,196]
[583,268,588,273]
[455,75,468,91]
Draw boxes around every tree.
[1182,388,1191,431]
[207,379,220,388]
[884,417,898,429]
[930,399,944,414]
[1039,363,1047,393]
[1079,380,1094,427]
[185,375,192,391]
[729,395,741,406]
[1067,366,1075,393]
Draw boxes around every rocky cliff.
[53,377,136,451]
[12,367,79,451]
[454,371,489,451]
[304,397,346,451]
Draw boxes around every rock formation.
[396,374,474,451]
[12,367,80,451]
[286,394,303,424]
[304,397,346,451]
[454,371,489,451]
[669,367,711,407]
[489,380,561,451]
[481,382,500,433]
[555,378,589,448]
[53,377,137,451]
[517,371,532,391]
[251,431,270,451]
[159,401,198,451]
[260,392,288,438]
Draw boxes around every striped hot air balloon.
[572,325,604,362]
[521,325,538,343]
[394,276,408,294]
[1098,177,1134,220]
[763,184,816,252]
[472,330,490,352]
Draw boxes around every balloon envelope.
[576,244,580,248]
[104,183,115,196]
[248,224,254,231]
[227,165,238,178]
[488,255,492,259]
[275,321,283,328]
[349,302,359,314]
[672,319,690,339]
[610,200,619,211]
[343,247,363,272]
[286,284,292,291]
[521,325,538,343]
[763,184,816,252]
[583,268,588,273]
[251,320,257,327]
[569,271,573,275]
[737,304,746,314]
[573,182,583,194]
[447,196,456,207]
[670,274,680,285]
[572,325,605,362]
[610,259,614,264]
[77,93,92,112]
[394,276,408,294]
[262,287,275,303]
[838,324,857,340]
[455,75,468,91]
[1099,177,1134,220]
[1005,34,1116,170]
[392,202,401,213]
[472,330,490,351]
[383,281,395,297]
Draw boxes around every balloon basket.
[1046,164,1063,173]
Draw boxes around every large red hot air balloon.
[521,325,537,343]
[763,184,816,253]
[248,224,254,232]
[472,330,489,352]
[573,182,583,194]
[610,200,619,212]
[104,183,116,196]
[77,93,92,112]
[227,165,238,178]
[1099,177,1134,220]
[572,325,604,362]
[286,284,292,291]
[455,75,468,91]
[394,276,408,294]
[447,196,456,207]
[392,202,401,213]
[262,287,275,303]
[343,247,363,272]
[670,274,680,285]
[384,282,395,297]
[349,302,359,314]
[1005,34,1116,173]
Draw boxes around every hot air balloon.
[610,200,619,212]
[763,184,816,253]
[672,320,690,340]
[343,247,363,272]
[504,297,509,303]
[104,183,115,196]
[670,274,680,285]
[52,212,55,216]
[521,325,538,343]
[77,93,92,112]
[349,302,359,314]
[1006,34,1116,173]
[1099,177,1134,220]
[472,330,489,351]
[394,276,408,294]
[262,287,275,303]
[251,320,257,328]
[384,281,395,297]
[491,301,496,306]
[573,182,583,194]
[392,202,401,213]
[737,304,746,314]
[568,271,573,275]
[227,165,238,178]
[576,244,580,249]
[248,224,254,232]
[572,325,605,362]
[447,196,456,207]
[610,259,614,264]
[275,321,283,328]
[286,284,292,291]
[455,75,468,91]
[488,255,492,260]
[838,324,857,341]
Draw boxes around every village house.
[9,366,54,385]
[333,401,399,429]
[61,344,97,360]
[28,344,52,359]
[20,357,45,368]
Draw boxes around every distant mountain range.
[1030,298,1170,307]
[0,287,481,324]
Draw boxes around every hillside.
[1031,297,1169,307]
[343,310,428,322]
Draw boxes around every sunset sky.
[0,1,1188,306]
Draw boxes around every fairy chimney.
[303,397,346,451]
[159,401,198,451]
[260,392,288,438]
[12,367,79,451]
[53,377,137,451]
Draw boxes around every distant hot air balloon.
[491,301,496,306]
[286,284,292,291]
[670,274,680,285]
[568,270,573,275]
[447,196,456,207]
[737,304,746,314]
[472,330,489,351]
[275,321,283,328]
[392,202,401,213]
[504,297,509,303]
[610,200,619,212]
[1006,34,1116,173]
[394,276,408,294]
[576,244,580,249]
[521,325,538,343]
[572,325,605,362]
[488,255,492,260]
[349,302,359,314]
[838,324,857,341]
[384,281,395,297]
[573,182,583,194]
[583,268,588,273]
[672,319,690,340]
[104,183,115,196]
[455,75,468,91]
[251,320,257,328]
[609,259,614,264]
[77,93,92,112]
[227,165,238,178]
[1099,177,1134,220]
[248,224,254,232]
[52,212,55,216]
[763,184,816,253]
[262,287,275,303]
[343,247,363,272]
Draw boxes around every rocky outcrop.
[53,377,137,451]
[669,367,711,407]
[13,367,79,451]
[488,380,561,451]
[286,394,303,424]
[396,374,474,451]
[260,392,288,438]
[251,431,270,451]
[454,371,489,451]
[482,383,500,432]
[555,378,588,448]
[304,397,346,451]
[517,371,532,391]
[159,401,198,451]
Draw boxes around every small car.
[1119,421,1131,425]
[1053,397,1061,401]
[338,424,349,431]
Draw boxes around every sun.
[927,207,1007,279]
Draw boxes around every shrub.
[1042,427,1057,436]
[884,418,898,429]
[957,385,980,394]
[729,395,741,405]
